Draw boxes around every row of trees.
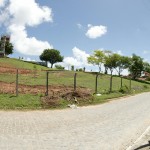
[1,37,149,80]
[88,50,150,79]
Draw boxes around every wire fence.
[0,66,134,97]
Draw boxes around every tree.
[116,55,130,76]
[105,53,119,75]
[40,49,63,68]
[71,65,74,71]
[88,50,105,73]
[0,39,13,56]
[129,54,144,79]
[104,53,120,92]
[143,62,150,73]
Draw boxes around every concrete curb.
[126,125,150,150]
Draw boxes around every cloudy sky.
[0,0,150,72]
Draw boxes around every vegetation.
[0,56,150,109]
[55,65,65,70]
[0,36,13,56]
[40,49,63,68]
[88,50,150,78]
[129,54,144,79]
[0,94,41,110]
[88,50,105,73]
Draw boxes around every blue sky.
[0,0,150,72]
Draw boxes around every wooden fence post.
[16,69,18,96]
[95,74,99,94]
[74,73,77,91]
[130,78,132,90]
[121,76,123,88]
[46,71,49,96]
[110,75,113,92]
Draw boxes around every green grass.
[0,57,48,70]
[0,94,42,110]
[0,58,150,109]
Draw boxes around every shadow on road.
[134,141,150,150]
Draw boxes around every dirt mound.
[41,89,93,108]
[62,90,92,102]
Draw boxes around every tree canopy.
[129,54,144,79]
[40,49,63,68]
[87,50,105,73]
[116,55,130,76]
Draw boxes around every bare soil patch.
[0,81,92,107]
[0,66,32,74]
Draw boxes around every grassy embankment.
[0,57,150,109]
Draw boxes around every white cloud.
[61,47,90,69]
[8,0,52,26]
[86,25,107,39]
[0,0,7,7]
[0,0,53,56]
[72,47,89,64]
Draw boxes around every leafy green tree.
[71,65,74,71]
[143,62,150,73]
[40,49,63,68]
[88,50,105,72]
[105,53,119,75]
[103,50,112,74]
[116,55,130,76]
[0,40,13,56]
[129,54,144,79]
[104,53,120,92]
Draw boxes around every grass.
[0,57,48,70]
[0,58,150,109]
[0,94,42,110]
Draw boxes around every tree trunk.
[51,63,53,68]
[46,61,48,67]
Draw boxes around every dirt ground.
[0,81,93,106]
[0,66,32,74]
[0,66,93,106]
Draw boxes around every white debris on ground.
[67,104,78,109]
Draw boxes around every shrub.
[55,65,64,70]
[119,85,130,94]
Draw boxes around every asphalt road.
[0,92,150,150]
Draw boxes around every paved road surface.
[0,92,150,150]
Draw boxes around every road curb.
[126,125,150,150]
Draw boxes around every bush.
[55,65,64,70]
[143,85,148,89]
[119,85,130,94]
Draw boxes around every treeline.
[87,50,150,79]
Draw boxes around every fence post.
[95,73,99,94]
[110,75,113,92]
[46,71,49,96]
[74,73,77,91]
[121,76,123,88]
[16,69,18,96]
[129,78,132,90]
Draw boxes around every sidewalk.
[126,126,150,150]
